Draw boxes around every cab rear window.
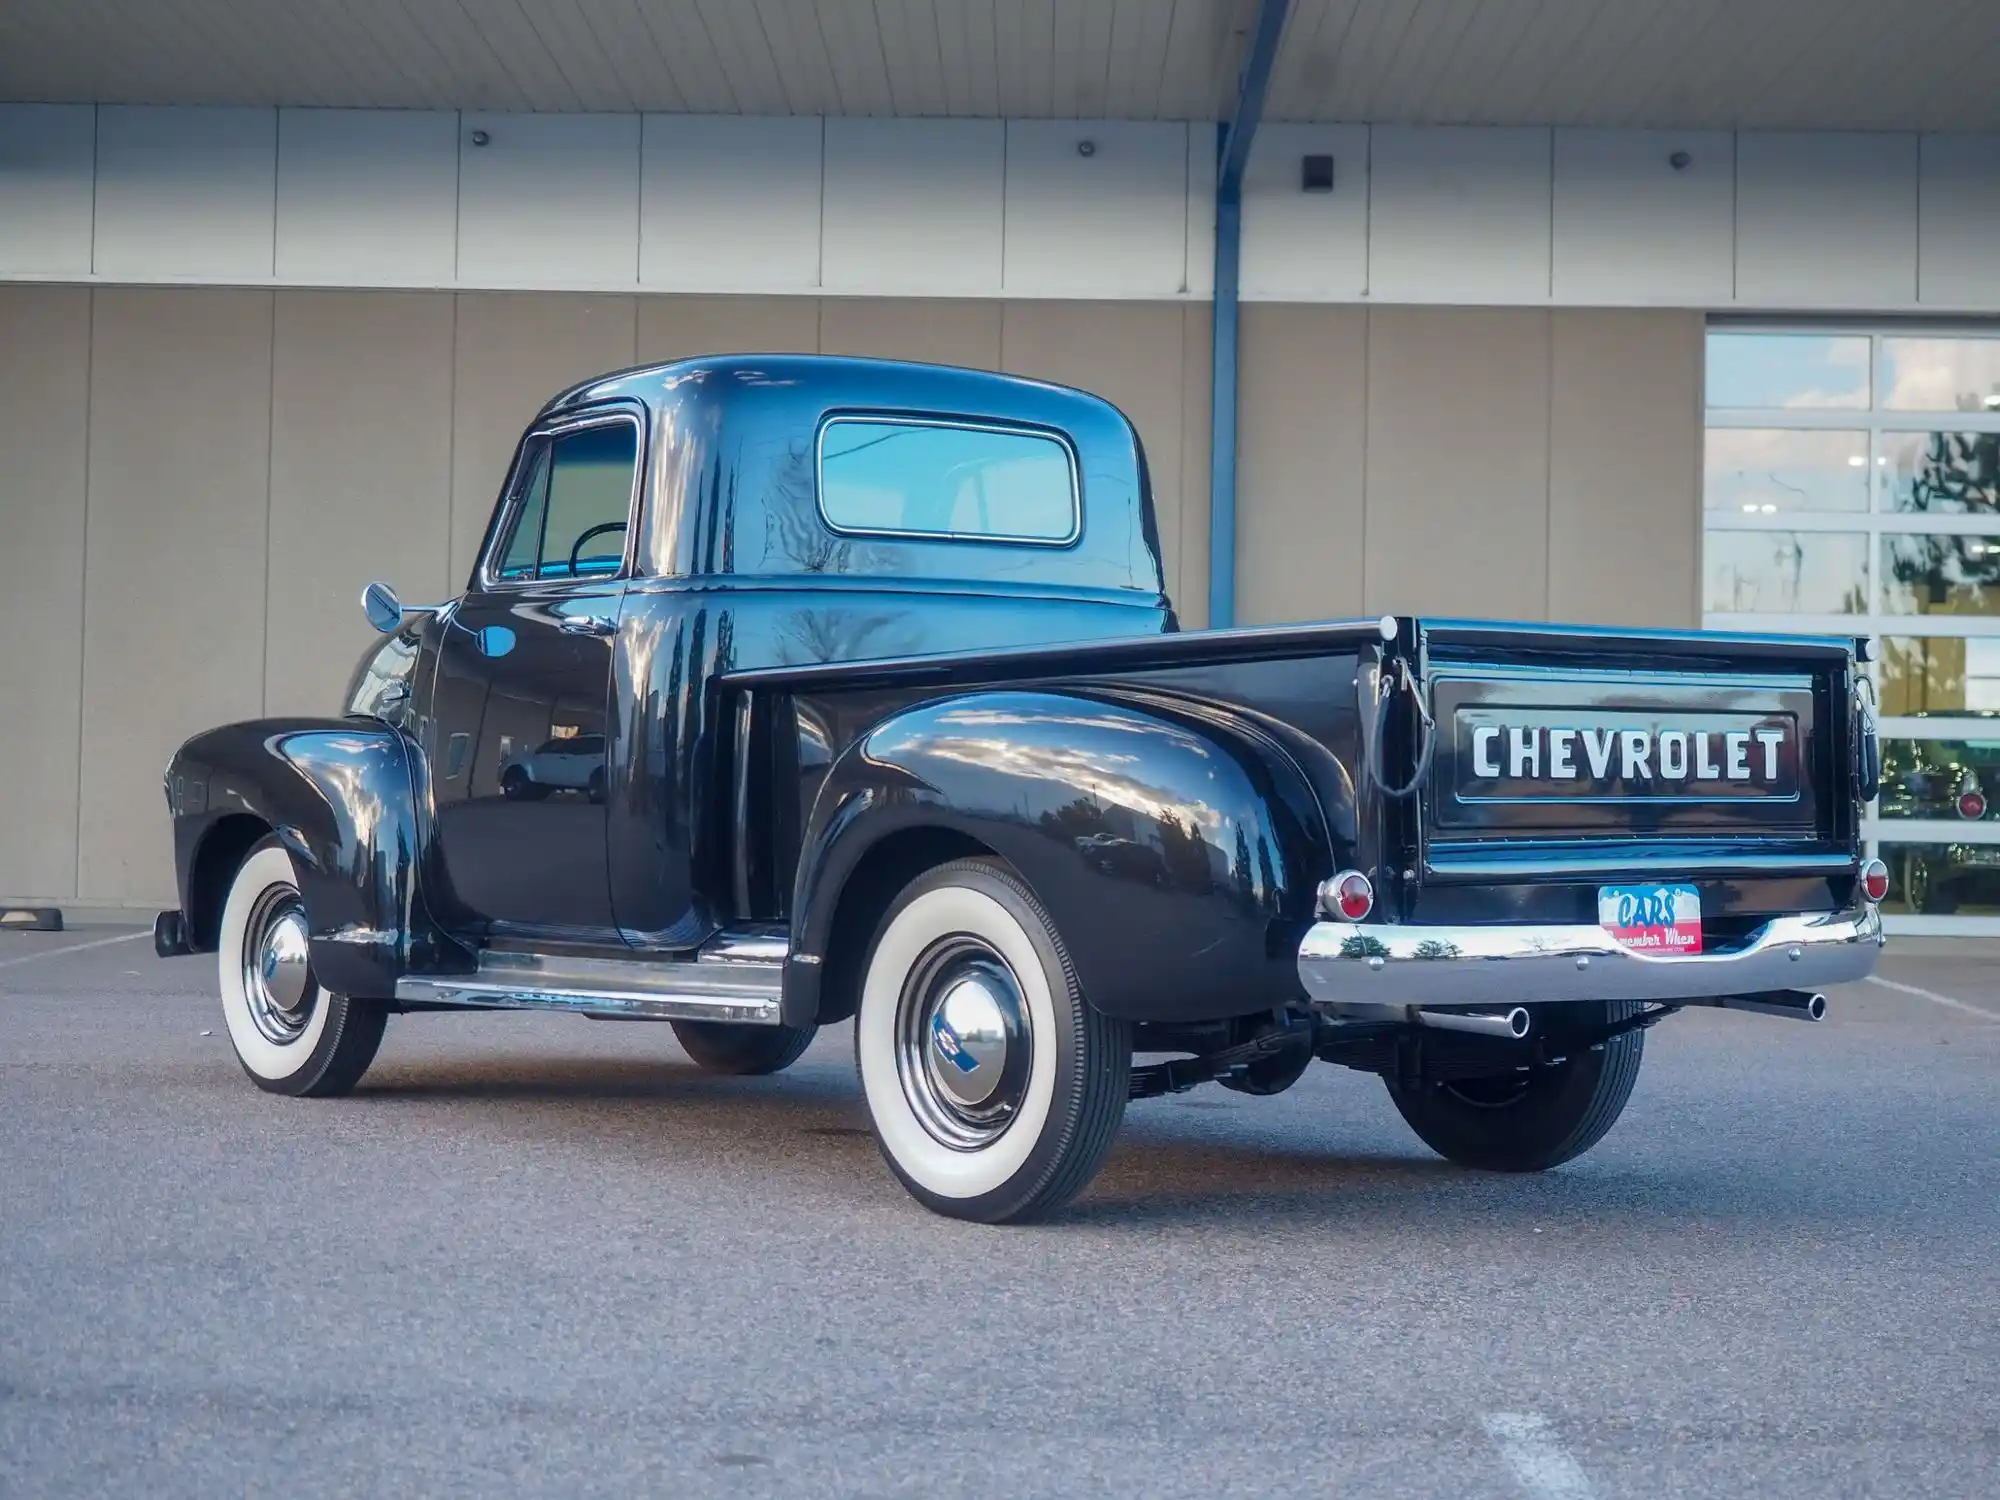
[817,418,1078,545]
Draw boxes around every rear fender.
[167,719,469,996]
[788,689,1331,1025]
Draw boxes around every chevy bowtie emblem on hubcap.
[931,1012,980,1073]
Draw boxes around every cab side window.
[495,445,552,581]
[491,419,639,582]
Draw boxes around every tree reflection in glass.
[1884,535,2000,616]
[1703,532,1867,614]
[1884,431,2000,515]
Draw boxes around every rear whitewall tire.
[217,839,387,1098]
[855,859,1129,1223]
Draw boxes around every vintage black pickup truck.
[157,354,1888,1223]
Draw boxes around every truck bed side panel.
[725,623,1379,1024]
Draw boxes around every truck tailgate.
[1410,620,1863,892]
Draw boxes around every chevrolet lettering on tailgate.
[1466,722,1792,791]
[1431,670,1812,810]
[1427,667,1820,839]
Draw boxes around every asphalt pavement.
[2,924,1995,1498]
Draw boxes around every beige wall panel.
[1364,308,1551,620]
[1236,305,1367,627]
[1548,310,1702,628]
[818,298,1001,369]
[267,291,456,718]
[1175,306,1213,628]
[80,289,274,903]
[0,288,89,900]
[635,295,820,362]
[999,302,1194,609]
[449,294,637,583]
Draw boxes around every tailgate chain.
[1364,657,1436,800]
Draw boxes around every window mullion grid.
[1868,415,1881,611]
[1704,613,2000,639]
[1704,408,1871,431]
[1705,514,2000,536]
[1705,325,2000,926]
[1705,411,2000,435]
[1877,714,2000,734]
[1703,512,1872,533]
[1884,912,2000,936]
[1866,817,2000,845]
[1874,412,2000,434]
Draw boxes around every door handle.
[560,614,616,638]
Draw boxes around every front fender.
[791,689,1331,1025]
[167,718,467,997]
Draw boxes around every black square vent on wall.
[1301,154,1335,192]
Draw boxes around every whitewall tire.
[855,858,1129,1223]
[217,837,387,1097]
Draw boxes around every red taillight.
[1860,858,1890,904]
[1959,789,1987,821]
[1322,870,1375,922]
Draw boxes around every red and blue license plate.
[1597,883,1702,955]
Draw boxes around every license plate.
[1598,883,1702,954]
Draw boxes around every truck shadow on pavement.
[344,1051,1887,1235]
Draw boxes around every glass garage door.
[1703,326,2000,934]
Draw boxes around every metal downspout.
[1207,0,1290,631]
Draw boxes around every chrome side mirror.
[362,581,404,634]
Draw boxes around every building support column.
[1207,0,1289,631]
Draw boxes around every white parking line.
[0,930,151,970]
[1481,1413,1597,1500]
[1866,973,2000,1022]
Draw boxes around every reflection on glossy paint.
[778,607,909,665]
[345,631,420,721]
[160,719,450,995]
[788,683,1326,1023]
[276,732,403,891]
[860,694,1291,924]
[870,702,1227,833]
[912,731,1214,830]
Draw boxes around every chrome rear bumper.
[1296,905,1884,1010]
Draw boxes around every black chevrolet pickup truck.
[157,355,1887,1223]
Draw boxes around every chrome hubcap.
[896,940,1031,1149]
[242,888,318,1045]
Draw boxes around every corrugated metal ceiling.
[1,0,1994,131]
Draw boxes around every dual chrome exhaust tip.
[1407,988,1828,1040]
[1712,989,1828,1023]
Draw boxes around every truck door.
[426,408,642,942]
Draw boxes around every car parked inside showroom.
[1878,729,2000,913]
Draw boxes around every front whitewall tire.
[854,858,1129,1223]
[216,837,388,1098]
[219,846,336,1082]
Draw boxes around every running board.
[393,931,785,1025]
